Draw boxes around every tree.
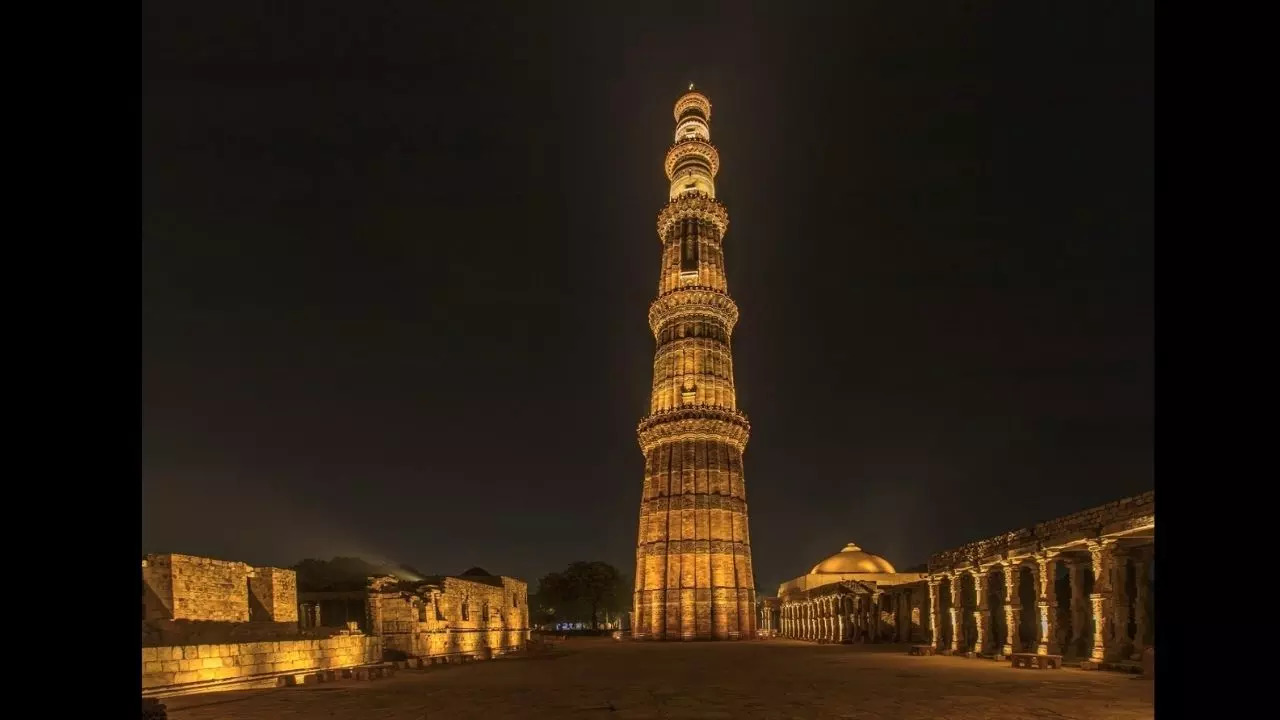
[532,571,575,627]
[563,561,624,630]
[532,562,629,630]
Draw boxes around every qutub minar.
[633,86,756,640]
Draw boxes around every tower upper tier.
[667,87,718,200]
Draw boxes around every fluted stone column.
[928,577,942,650]
[1088,540,1117,664]
[1035,553,1059,655]
[974,570,992,655]
[948,575,964,654]
[1000,562,1020,656]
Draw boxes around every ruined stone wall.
[364,575,529,661]
[142,620,302,648]
[143,558,174,621]
[929,491,1155,571]
[143,554,253,622]
[141,633,380,693]
[248,567,298,622]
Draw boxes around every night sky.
[142,1,1153,594]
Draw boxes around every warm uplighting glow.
[633,88,756,641]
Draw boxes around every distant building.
[771,543,930,644]
[769,491,1155,671]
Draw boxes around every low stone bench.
[908,645,936,656]
[1011,653,1062,669]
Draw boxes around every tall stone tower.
[633,86,756,640]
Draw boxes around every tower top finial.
[689,82,695,91]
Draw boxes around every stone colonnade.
[927,539,1154,665]
[757,597,780,637]
[777,581,923,644]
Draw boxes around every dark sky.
[142,1,1153,593]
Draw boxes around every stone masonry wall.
[142,559,174,621]
[365,575,529,661]
[248,567,298,622]
[143,553,253,622]
[141,633,381,692]
[929,491,1155,571]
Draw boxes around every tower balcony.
[656,192,729,240]
[648,285,739,335]
[664,139,720,181]
[637,405,751,454]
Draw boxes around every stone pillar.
[1035,553,1059,655]
[974,570,992,655]
[928,577,942,650]
[948,574,964,654]
[999,563,1021,656]
[1088,540,1117,665]
[1132,551,1150,655]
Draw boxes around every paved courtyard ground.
[163,638,1154,720]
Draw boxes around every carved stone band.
[637,406,751,454]
[664,139,721,180]
[638,539,751,556]
[673,91,711,121]
[648,287,739,335]
[641,494,748,515]
[657,191,729,239]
